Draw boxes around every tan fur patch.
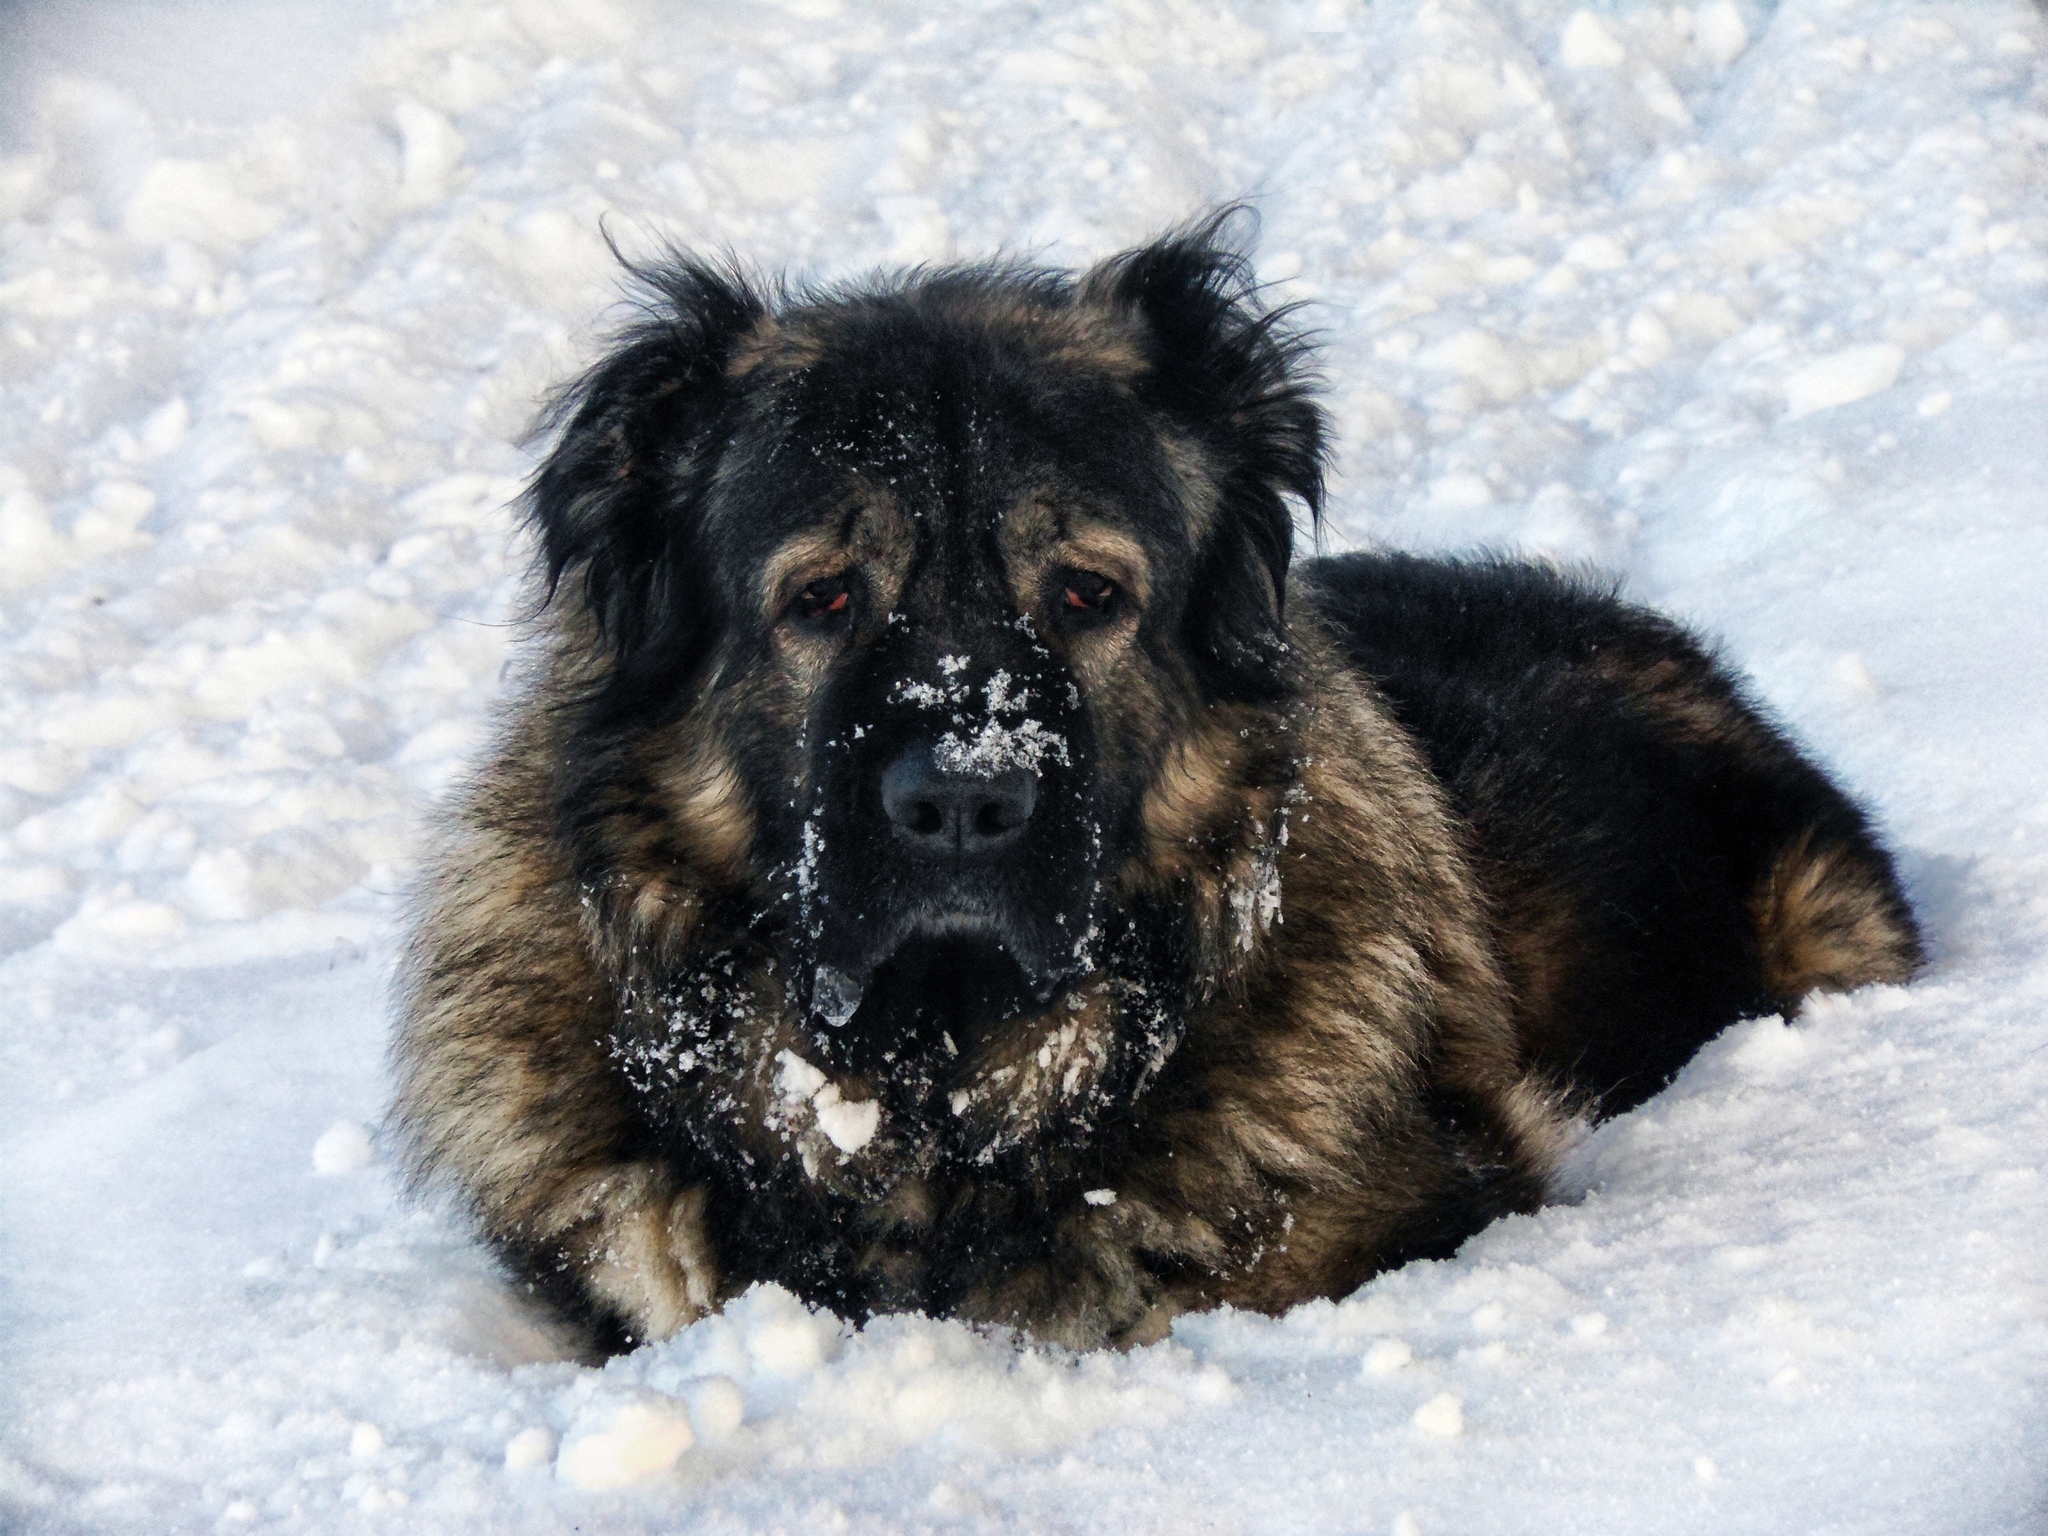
[1752,831,1923,1002]
[725,315,827,379]
[1156,430,1220,543]
[999,500,1153,599]
[1135,710,1256,855]
[1590,652,1778,755]
[559,1167,720,1342]
[761,487,914,621]
[665,746,753,875]
[945,290,1149,380]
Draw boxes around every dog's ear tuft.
[527,252,769,696]
[1083,208,1327,702]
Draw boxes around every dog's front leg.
[530,1164,721,1345]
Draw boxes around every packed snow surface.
[4,1,2047,1531]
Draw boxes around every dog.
[391,214,1922,1353]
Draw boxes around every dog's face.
[533,219,1323,1096]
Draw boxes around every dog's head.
[533,213,1324,1081]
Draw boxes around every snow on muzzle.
[797,658,1100,1031]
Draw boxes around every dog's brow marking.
[761,486,914,622]
[999,497,1154,616]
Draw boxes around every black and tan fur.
[391,214,1921,1353]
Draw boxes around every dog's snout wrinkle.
[881,745,1037,855]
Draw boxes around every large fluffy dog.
[392,217,1921,1353]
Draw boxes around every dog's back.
[1302,551,1922,1112]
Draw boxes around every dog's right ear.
[527,255,768,697]
[1080,209,1326,705]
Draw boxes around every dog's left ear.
[1082,210,1326,702]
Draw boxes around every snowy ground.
[4,0,2047,1530]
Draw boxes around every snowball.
[1564,233,1630,272]
[349,1422,386,1459]
[393,101,466,205]
[502,1426,556,1472]
[50,886,187,957]
[1362,1339,1413,1377]
[1393,1514,1425,1536]
[1832,653,1881,698]
[1413,1392,1465,1438]
[139,398,190,456]
[679,1376,746,1444]
[1917,389,1953,417]
[775,1050,828,1104]
[1560,12,1626,70]
[1570,1312,1609,1338]
[928,1482,996,1517]
[1624,309,1672,366]
[557,1399,694,1491]
[1083,1188,1118,1206]
[1416,329,1526,403]
[777,1050,881,1154]
[742,1294,835,1375]
[813,1088,880,1155]
[1428,473,1496,512]
[1784,345,1905,420]
[0,485,62,581]
[311,1120,374,1175]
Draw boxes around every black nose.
[880,747,1038,855]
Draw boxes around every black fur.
[1301,552,1918,1111]
[528,253,767,721]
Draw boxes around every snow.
[3,0,2047,1532]
[774,1048,881,1159]
[555,1397,695,1493]
[1410,1392,1464,1439]
[1782,341,1905,419]
[309,1119,373,1177]
[931,717,1072,777]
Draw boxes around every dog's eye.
[794,575,852,623]
[1060,570,1117,617]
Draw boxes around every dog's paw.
[570,1165,721,1344]
[955,1205,1174,1350]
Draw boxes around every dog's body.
[392,220,1920,1352]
